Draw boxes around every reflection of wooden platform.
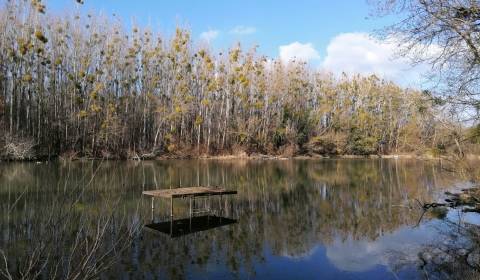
[143,187,237,198]
[144,215,237,237]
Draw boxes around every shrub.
[1,137,36,160]
[306,135,338,155]
[348,136,378,155]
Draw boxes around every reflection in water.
[326,224,439,272]
[145,216,237,238]
[0,159,470,279]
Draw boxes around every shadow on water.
[144,215,237,238]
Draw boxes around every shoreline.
[2,153,478,162]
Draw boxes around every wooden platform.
[143,186,237,222]
[143,186,237,198]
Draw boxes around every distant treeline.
[0,1,471,159]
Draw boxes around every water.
[0,159,472,279]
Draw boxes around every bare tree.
[0,0,466,158]
[370,0,480,121]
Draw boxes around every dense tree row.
[0,1,455,158]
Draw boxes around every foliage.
[467,125,480,144]
[306,135,338,155]
[0,0,460,158]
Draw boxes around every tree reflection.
[0,159,463,278]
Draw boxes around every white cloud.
[279,42,320,63]
[199,30,219,42]
[230,25,256,35]
[326,225,439,272]
[321,32,433,86]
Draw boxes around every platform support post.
[219,195,223,221]
[170,196,174,219]
[151,197,154,222]
[207,194,211,221]
[189,196,193,218]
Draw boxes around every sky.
[45,0,430,87]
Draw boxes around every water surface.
[0,159,471,279]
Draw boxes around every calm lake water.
[0,159,475,279]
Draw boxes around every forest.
[0,0,477,160]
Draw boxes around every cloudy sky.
[47,0,429,86]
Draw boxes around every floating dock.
[143,186,237,221]
[143,186,237,199]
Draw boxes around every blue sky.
[45,0,427,86]
[47,1,392,57]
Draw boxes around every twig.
[0,249,12,280]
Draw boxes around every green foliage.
[468,125,480,144]
[347,128,378,155]
[281,106,314,146]
[34,30,48,44]
[425,146,445,158]
[273,128,286,148]
[307,135,337,155]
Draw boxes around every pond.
[0,159,475,279]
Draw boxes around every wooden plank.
[142,186,237,198]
